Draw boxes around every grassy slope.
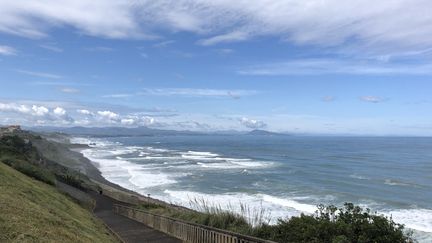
[0,163,117,243]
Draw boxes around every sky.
[0,0,432,135]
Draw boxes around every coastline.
[67,138,194,213]
[67,135,432,242]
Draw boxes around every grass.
[136,197,270,236]
[0,162,118,243]
[136,198,414,243]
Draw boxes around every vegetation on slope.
[0,134,97,191]
[137,200,414,243]
[0,163,117,243]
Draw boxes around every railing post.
[112,204,275,243]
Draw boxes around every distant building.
[0,125,22,135]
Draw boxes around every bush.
[254,203,414,243]
[2,159,56,186]
[56,173,88,191]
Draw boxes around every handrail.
[113,204,276,243]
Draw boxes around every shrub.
[2,159,56,186]
[254,203,414,243]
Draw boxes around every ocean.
[72,135,432,242]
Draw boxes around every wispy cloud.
[238,59,432,76]
[198,31,249,46]
[60,87,80,94]
[103,88,258,99]
[1,1,432,57]
[153,40,175,48]
[240,117,267,129]
[0,45,17,55]
[84,46,114,52]
[102,93,134,98]
[215,48,235,55]
[359,96,387,103]
[39,44,63,52]
[16,69,63,79]
[322,96,336,102]
[140,88,257,98]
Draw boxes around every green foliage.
[137,201,414,243]
[2,158,56,185]
[56,173,87,190]
[254,203,414,243]
[0,134,97,190]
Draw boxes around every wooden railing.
[92,179,192,212]
[113,204,276,243]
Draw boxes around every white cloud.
[120,116,155,126]
[77,109,93,115]
[53,107,66,116]
[139,88,257,98]
[102,93,133,98]
[120,118,136,126]
[0,1,151,39]
[31,105,49,116]
[60,87,80,93]
[240,117,267,129]
[16,69,62,79]
[359,96,386,103]
[153,40,175,48]
[97,110,119,120]
[0,102,73,123]
[238,59,432,75]
[141,116,155,126]
[198,31,249,46]
[0,45,16,55]
[0,103,30,113]
[102,88,258,99]
[1,1,431,56]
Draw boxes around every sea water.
[71,135,432,242]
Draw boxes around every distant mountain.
[29,126,205,137]
[246,129,285,136]
[28,126,288,137]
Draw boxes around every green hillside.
[0,162,117,243]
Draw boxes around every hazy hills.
[29,126,288,137]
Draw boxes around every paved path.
[90,192,181,243]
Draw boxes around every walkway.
[90,192,181,243]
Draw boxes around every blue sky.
[0,1,431,135]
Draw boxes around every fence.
[113,204,276,243]
[92,179,192,212]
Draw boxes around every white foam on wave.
[127,168,177,188]
[139,151,149,157]
[384,179,414,187]
[145,146,169,152]
[196,160,270,169]
[185,151,219,157]
[162,189,432,242]
[161,190,315,223]
[109,147,139,156]
[385,209,432,233]
[81,147,178,189]
[260,194,317,214]
[349,174,370,180]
